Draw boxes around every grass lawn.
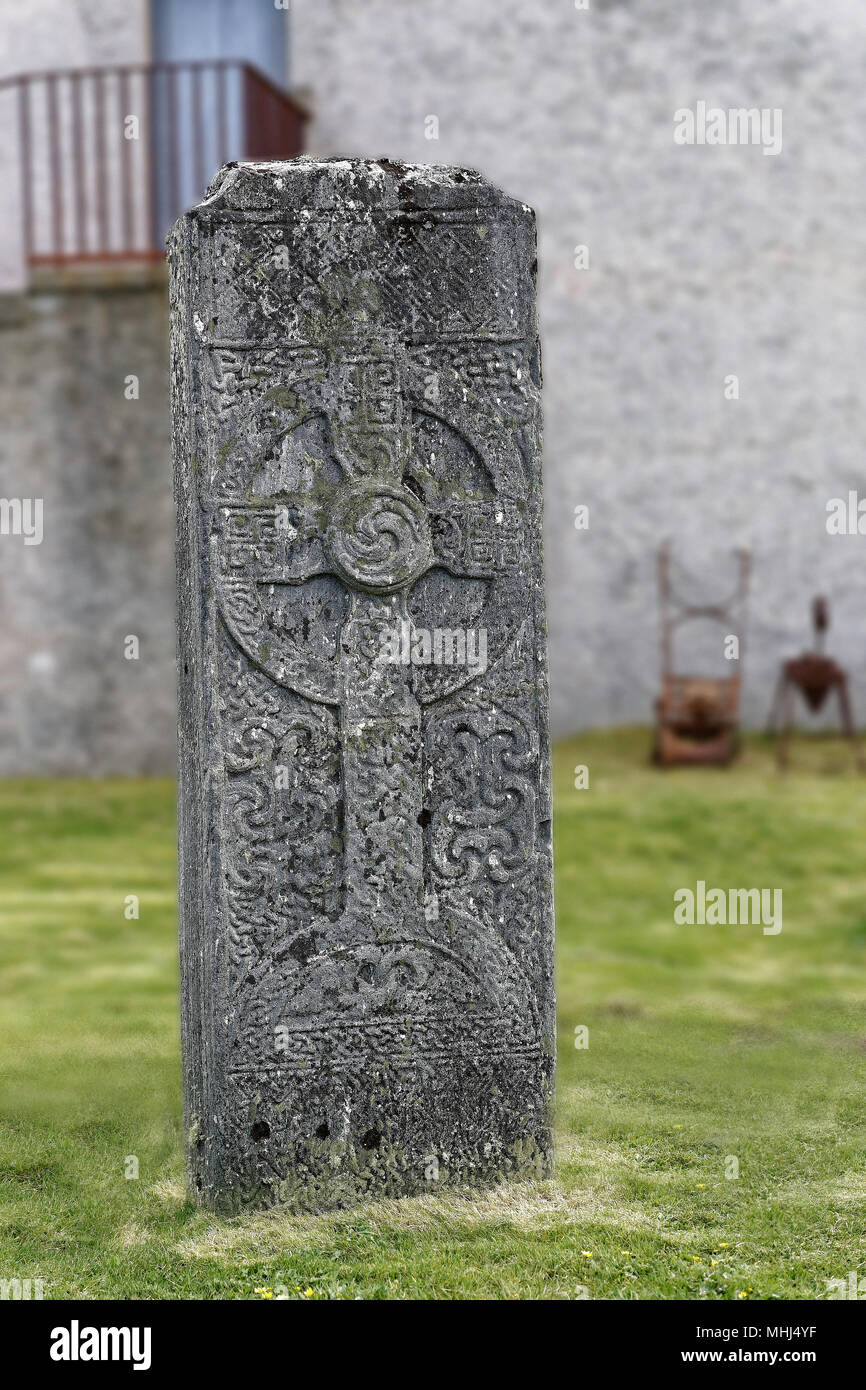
[1,728,865,1300]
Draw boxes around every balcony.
[1,60,307,280]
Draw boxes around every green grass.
[1,730,865,1299]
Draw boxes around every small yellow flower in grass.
[696,1183,706,1189]
[581,1251,593,1258]
[711,1261,719,1267]
[620,1251,632,1257]
[691,1256,701,1263]
[255,1287,273,1299]
[737,1291,748,1299]
[719,1243,729,1248]
[303,1287,315,1298]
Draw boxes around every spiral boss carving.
[171,159,554,1212]
[325,482,432,592]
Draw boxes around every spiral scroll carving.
[325,481,432,593]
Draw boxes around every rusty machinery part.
[653,543,750,767]
[766,595,863,771]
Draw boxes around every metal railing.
[1,60,307,267]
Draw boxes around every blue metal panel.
[152,0,287,83]
[150,0,288,239]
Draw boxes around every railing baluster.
[167,64,180,231]
[18,79,33,263]
[242,65,252,158]
[72,71,85,256]
[193,64,205,199]
[218,61,229,167]
[120,68,133,253]
[47,74,63,257]
[144,65,158,256]
[94,68,108,253]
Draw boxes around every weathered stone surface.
[170,157,554,1211]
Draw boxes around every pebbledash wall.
[0,286,174,774]
[3,0,866,772]
[0,1,172,773]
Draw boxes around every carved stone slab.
[170,158,554,1211]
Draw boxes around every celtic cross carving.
[210,346,537,1034]
[172,159,554,1210]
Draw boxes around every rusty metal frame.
[653,542,751,766]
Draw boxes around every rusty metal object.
[653,543,750,766]
[766,597,863,770]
